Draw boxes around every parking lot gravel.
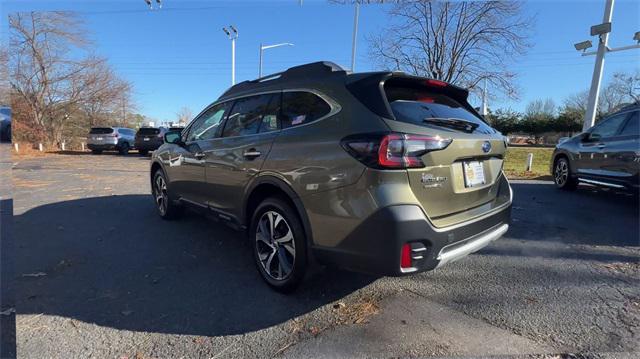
[6,152,640,358]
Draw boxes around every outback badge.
[421,173,447,188]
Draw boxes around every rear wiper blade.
[422,117,479,133]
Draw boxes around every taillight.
[342,132,451,169]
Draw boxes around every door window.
[281,91,331,128]
[620,111,639,136]
[591,113,628,138]
[222,94,273,137]
[186,102,231,142]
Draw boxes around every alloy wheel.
[555,159,569,186]
[255,211,296,280]
[154,174,168,215]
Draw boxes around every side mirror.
[164,130,183,145]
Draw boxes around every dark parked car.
[552,104,639,192]
[87,127,136,155]
[0,107,11,143]
[150,62,512,292]
[135,127,180,156]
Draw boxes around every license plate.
[463,161,485,188]
[96,137,103,140]
[143,138,150,141]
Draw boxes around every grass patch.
[503,147,554,180]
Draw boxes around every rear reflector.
[400,244,412,268]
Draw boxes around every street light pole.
[583,0,614,132]
[259,43,294,78]
[223,26,238,86]
[351,1,360,72]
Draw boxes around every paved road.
[9,152,640,358]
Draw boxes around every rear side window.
[620,111,638,136]
[281,91,331,128]
[137,128,160,136]
[386,86,494,134]
[592,113,628,138]
[223,94,273,137]
[90,127,114,134]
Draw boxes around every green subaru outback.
[150,62,512,292]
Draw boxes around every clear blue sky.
[2,0,639,124]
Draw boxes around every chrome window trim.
[189,88,342,142]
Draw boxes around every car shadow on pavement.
[507,182,638,246]
[14,195,375,336]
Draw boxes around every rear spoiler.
[345,72,476,120]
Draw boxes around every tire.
[91,150,102,155]
[554,157,578,191]
[118,142,130,155]
[250,197,307,293]
[152,169,183,220]
[139,150,149,156]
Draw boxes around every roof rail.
[220,61,346,98]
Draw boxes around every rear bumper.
[312,197,511,276]
[87,144,118,151]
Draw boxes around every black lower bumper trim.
[312,204,511,276]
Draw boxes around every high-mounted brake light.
[342,132,452,169]
[425,79,448,87]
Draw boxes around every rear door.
[381,79,506,223]
[576,112,628,179]
[599,110,639,185]
[203,93,281,218]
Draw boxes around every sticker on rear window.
[291,115,306,125]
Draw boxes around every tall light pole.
[223,26,238,85]
[259,43,294,78]
[351,1,360,72]
[582,0,614,132]
[574,1,640,132]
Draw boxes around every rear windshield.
[386,86,494,134]
[137,128,160,135]
[89,127,114,134]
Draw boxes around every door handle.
[243,149,261,159]
[194,152,205,160]
[596,143,606,149]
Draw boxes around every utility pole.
[351,1,360,72]
[223,26,238,85]
[583,0,614,132]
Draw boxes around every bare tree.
[606,70,639,105]
[368,1,532,99]
[9,11,134,144]
[175,107,193,126]
[564,70,639,118]
[525,98,556,118]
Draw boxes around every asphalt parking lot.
[5,151,640,358]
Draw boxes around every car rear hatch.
[136,127,161,141]
[88,127,116,143]
[346,74,507,226]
